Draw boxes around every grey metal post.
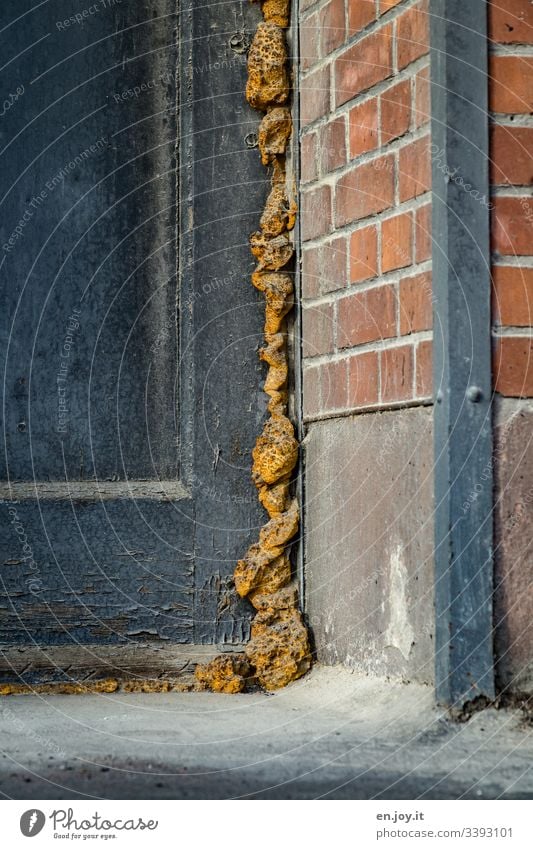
[430,0,495,707]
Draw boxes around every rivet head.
[229,32,249,54]
[466,386,483,402]
[244,132,258,149]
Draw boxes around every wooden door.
[0,0,266,685]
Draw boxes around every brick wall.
[300,0,431,420]
[298,0,533,693]
[299,0,434,683]
[490,2,533,396]
[489,1,533,693]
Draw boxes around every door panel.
[1,0,179,482]
[1,0,267,676]
[1,496,194,644]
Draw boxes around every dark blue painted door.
[0,0,267,665]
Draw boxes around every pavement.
[0,666,532,799]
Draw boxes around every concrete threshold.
[0,666,531,800]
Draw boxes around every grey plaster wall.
[303,406,435,684]
[494,399,533,694]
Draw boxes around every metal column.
[430,0,495,707]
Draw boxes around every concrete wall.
[304,406,434,683]
[494,400,533,694]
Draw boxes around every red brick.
[321,0,346,56]
[492,196,533,256]
[381,345,414,402]
[320,117,347,174]
[303,365,321,417]
[413,65,430,127]
[399,271,432,334]
[335,155,395,226]
[381,212,413,272]
[302,184,332,241]
[380,0,403,11]
[416,340,432,397]
[491,125,533,185]
[302,246,321,298]
[347,350,379,406]
[350,224,378,283]
[322,236,348,292]
[335,25,393,107]
[349,97,379,157]
[381,79,411,143]
[301,131,318,184]
[348,0,376,36]
[396,0,429,70]
[301,65,330,125]
[492,266,533,326]
[490,56,533,113]
[303,238,348,297]
[489,0,533,44]
[302,303,335,357]
[321,358,348,410]
[338,285,397,348]
[415,203,431,262]
[300,11,320,71]
[494,337,533,397]
[399,136,431,202]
